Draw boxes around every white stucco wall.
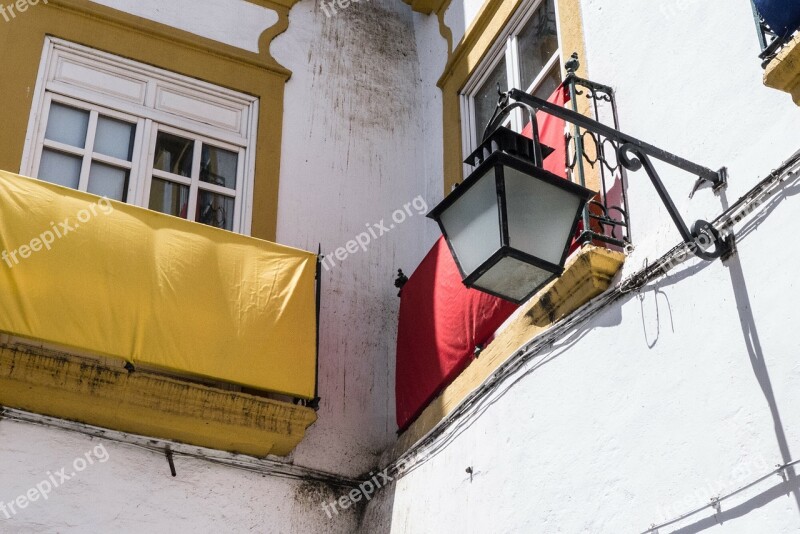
[444,0,486,48]
[271,0,440,477]
[0,419,360,533]
[360,0,800,533]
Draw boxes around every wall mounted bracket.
[486,87,733,262]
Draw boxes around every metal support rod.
[165,446,177,477]
[506,88,725,186]
[565,75,592,244]
[491,86,732,261]
[619,144,693,243]
[311,246,322,411]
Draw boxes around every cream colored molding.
[391,245,625,457]
[764,35,800,105]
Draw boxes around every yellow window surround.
[0,0,301,242]
[403,0,449,15]
[434,0,590,194]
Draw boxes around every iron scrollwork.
[489,54,732,263]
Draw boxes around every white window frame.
[460,0,563,178]
[32,93,147,203]
[144,124,246,228]
[21,37,260,235]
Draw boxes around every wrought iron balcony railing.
[489,54,731,263]
[564,71,631,250]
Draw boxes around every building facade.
[1,0,799,533]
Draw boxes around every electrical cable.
[0,407,361,489]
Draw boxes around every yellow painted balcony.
[764,34,800,105]
[0,170,318,456]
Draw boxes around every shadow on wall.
[668,476,800,534]
[665,254,800,534]
[638,286,674,349]
[727,255,800,512]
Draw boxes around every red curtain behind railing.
[395,237,517,431]
[395,84,572,431]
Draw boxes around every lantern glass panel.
[439,167,502,276]
[503,165,583,265]
[473,256,554,302]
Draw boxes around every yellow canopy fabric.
[0,171,317,399]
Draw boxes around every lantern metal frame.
[428,128,595,303]
[427,126,596,304]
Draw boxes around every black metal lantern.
[428,127,595,304]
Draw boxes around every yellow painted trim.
[403,0,449,15]
[0,344,317,457]
[247,0,302,10]
[392,246,625,456]
[437,0,455,56]
[437,0,590,193]
[47,0,291,76]
[438,0,523,90]
[764,35,800,105]
[0,0,291,241]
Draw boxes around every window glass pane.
[196,190,235,231]
[95,116,136,161]
[518,0,559,90]
[531,65,562,100]
[149,178,189,218]
[88,162,128,202]
[153,132,194,177]
[473,56,508,144]
[38,149,82,189]
[45,103,90,148]
[201,145,238,189]
[439,168,501,275]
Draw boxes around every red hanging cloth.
[395,84,573,431]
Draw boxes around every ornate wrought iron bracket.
[489,87,732,262]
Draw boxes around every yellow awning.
[0,171,317,399]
